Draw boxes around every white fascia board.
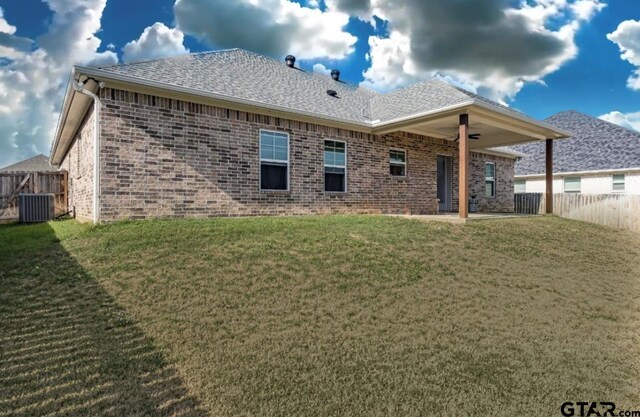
[516,167,640,178]
[49,73,76,164]
[471,100,572,139]
[370,101,475,131]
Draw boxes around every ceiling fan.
[452,133,481,141]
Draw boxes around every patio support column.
[459,114,469,219]
[545,138,553,214]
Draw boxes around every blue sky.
[0,0,639,167]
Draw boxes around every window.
[612,174,625,192]
[564,177,581,193]
[390,149,406,176]
[260,130,289,191]
[485,163,496,197]
[514,179,526,193]
[324,140,346,192]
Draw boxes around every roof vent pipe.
[331,69,340,81]
[285,55,296,68]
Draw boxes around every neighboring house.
[514,111,640,195]
[49,49,567,223]
[0,154,58,173]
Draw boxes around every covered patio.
[390,212,538,224]
[372,101,570,218]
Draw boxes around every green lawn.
[1,216,640,416]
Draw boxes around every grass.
[1,215,640,416]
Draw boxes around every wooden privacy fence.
[515,193,640,233]
[0,171,68,220]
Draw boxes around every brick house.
[50,49,567,223]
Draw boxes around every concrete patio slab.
[389,213,539,223]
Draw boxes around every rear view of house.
[50,49,567,223]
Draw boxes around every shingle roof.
[370,79,472,122]
[514,111,640,176]
[95,49,529,126]
[0,154,58,173]
[98,49,378,124]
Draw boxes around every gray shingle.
[95,49,530,126]
[370,79,472,122]
[0,154,57,173]
[514,111,640,175]
[98,49,378,124]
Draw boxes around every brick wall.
[95,88,514,221]
[470,152,515,212]
[59,107,95,222]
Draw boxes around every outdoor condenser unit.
[19,193,55,223]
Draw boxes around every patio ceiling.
[371,104,570,149]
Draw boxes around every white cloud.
[599,111,640,132]
[330,0,605,100]
[0,6,33,59]
[122,22,189,63]
[0,7,16,34]
[0,0,117,168]
[607,20,640,91]
[174,0,357,60]
[312,63,331,74]
[571,0,605,21]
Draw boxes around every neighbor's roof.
[0,154,58,173]
[89,49,532,125]
[514,111,640,176]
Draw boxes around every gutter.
[515,167,640,178]
[369,101,475,131]
[71,77,102,225]
[49,75,75,165]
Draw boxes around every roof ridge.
[547,110,640,136]
[373,77,470,100]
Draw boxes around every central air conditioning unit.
[19,194,55,223]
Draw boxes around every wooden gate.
[0,171,68,221]
[514,193,544,215]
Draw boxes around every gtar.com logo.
[561,402,640,417]
[560,402,616,417]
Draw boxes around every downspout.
[71,78,102,225]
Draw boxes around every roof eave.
[49,72,76,165]
[50,68,99,165]
[73,65,375,132]
[370,101,475,134]
[370,99,571,140]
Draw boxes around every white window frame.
[485,162,496,198]
[324,139,347,193]
[514,179,526,194]
[389,148,407,177]
[563,176,581,193]
[612,174,625,193]
[259,129,290,192]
